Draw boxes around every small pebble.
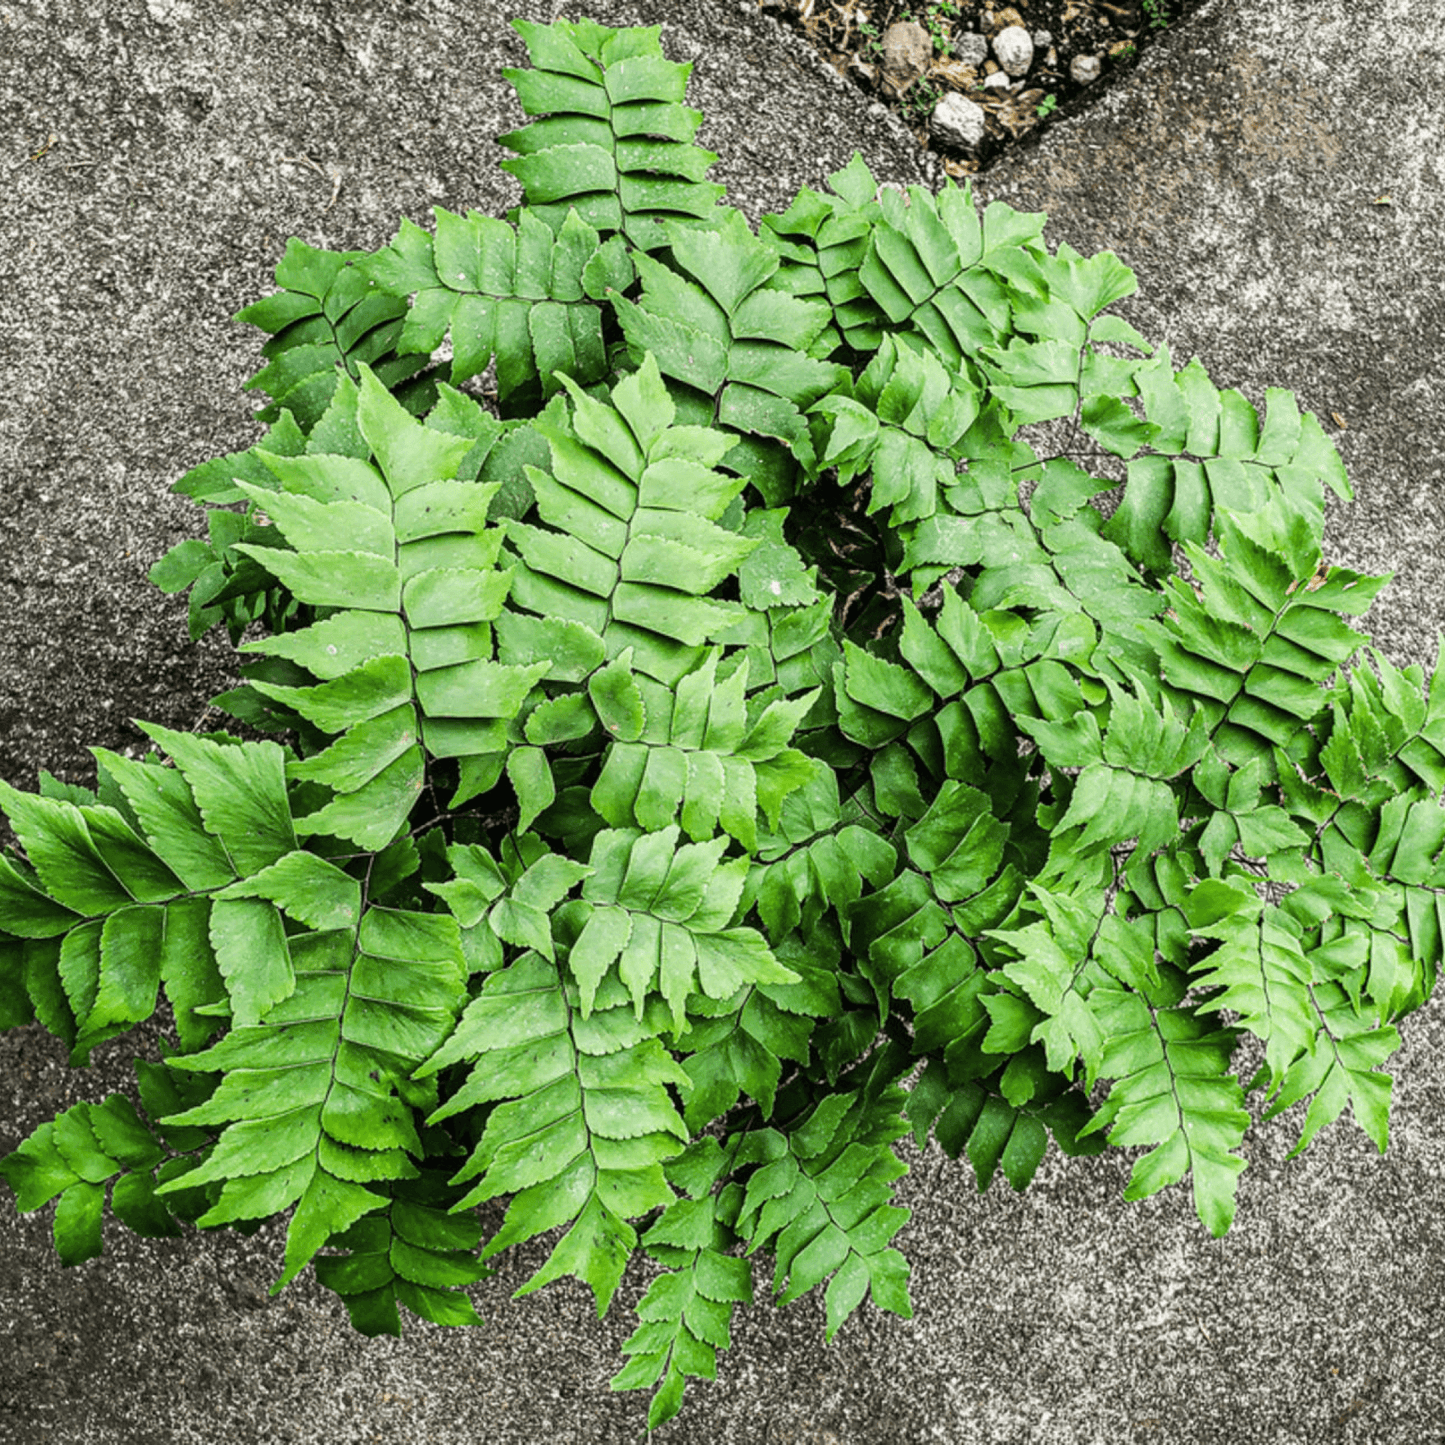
[952,31,989,68]
[983,70,1011,90]
[932,92,987,149]
[1071,53,1103,84]
[882,20,932,83]
[992,24,1034,77]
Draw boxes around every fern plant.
[1,16,1436,1432]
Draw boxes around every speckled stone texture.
[2,0,1444,1442]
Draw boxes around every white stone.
[953,31,989,68]
[983,71,1011,90]
[931,93,986,150]
[1071,53,1103,85]
[992,25,1033,77]
[1031,29,1053,48]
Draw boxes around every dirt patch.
[756,0,1212,173]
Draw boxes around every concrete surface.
[2,0,1444,1442]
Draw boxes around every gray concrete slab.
[2,1,1444,1443]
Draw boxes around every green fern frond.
[1186,878,1321,1082]
[985,884,1159,1089]
[1106,350,1352,573]
[835,589,1097,849]
[1152,501,1389,767]
[493,354,818,850]
[610,1137,754,1429]
[1307,645,1445,813]
[760,153,888,351]
[1261,978,1397,1156]
[677,933,837,1128]
[315,1172,490,1334]
[0,715,478,1306]
[238,237,437,430]
[0,750,247,1060]
[364,205,632,408]
[586,650,817,851]
[1080,984,1250,1236]
[610,211,844,505]
[854,181,1048,370]
[497,353,754,689]
[1272,789,1445,1022]
[0,1096,183,1264]
[968,244,1141,452]
[419,950,687,1315]
[807,335,980,546]
[1024,680,1210,886]
[499,18,725,251]
[755,763,898,944]
[719,513,840,733]
[157,897,466,1290]
[564,824,798,1026]
[1360,792,1445,1013]
[903,1053,1100,1192]
[734,1087,913,1336]
[155,388,332,644]
[156,284,531,648]
[839,778,1026,1061]
[229,367,548,828]
[425,833,585,972]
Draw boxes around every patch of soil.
[757,0,1211,173]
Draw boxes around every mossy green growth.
[2,15,1437,1434]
